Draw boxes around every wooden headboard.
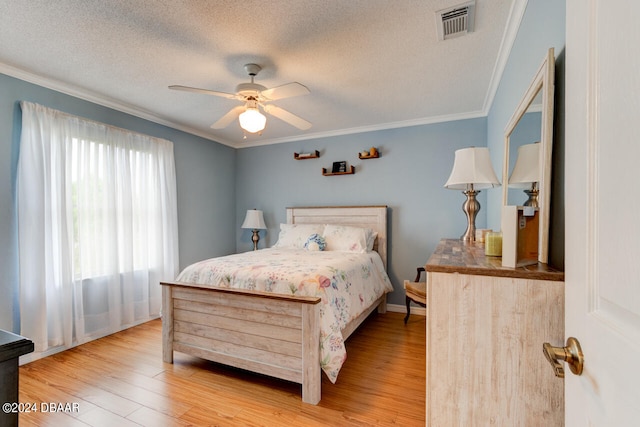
[286,205,388,269]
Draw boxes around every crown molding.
[0,61,236,147]
[481,0,529,114]
[234,110,487,148]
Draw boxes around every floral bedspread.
[175,248,394,382]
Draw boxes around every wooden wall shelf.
[322,166,355,176]
[358,152,379,159]
[294,150,320,160]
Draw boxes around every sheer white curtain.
[18,101,179,357]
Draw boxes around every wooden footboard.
[161,281,387,404]
[161,281,323,404]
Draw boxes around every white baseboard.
[386,303,426,317]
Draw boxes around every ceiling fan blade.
[263,104,312,130]
[260,82,310,101]
[169,85,238,99]
[211,105,245,129]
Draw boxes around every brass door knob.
[542,337,584,378]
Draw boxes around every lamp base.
[461,189,480,243]
[251,229,260,251]
[523,187,539,208]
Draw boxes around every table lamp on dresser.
[444,147,500,242]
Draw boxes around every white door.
[564,0,640,424]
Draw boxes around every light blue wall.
[486,0,566,236]
[0,73,237,332]
[235,119,488,305]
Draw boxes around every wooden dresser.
[425,239,565,426]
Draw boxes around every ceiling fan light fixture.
[171,63,311,134]
[239,105,266,133]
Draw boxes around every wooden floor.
[18,312,426,426]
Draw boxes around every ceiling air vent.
[436,1,475,41]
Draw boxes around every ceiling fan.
[169,63,311,133]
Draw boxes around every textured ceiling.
[0,0,520,147]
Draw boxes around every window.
[18,101,179,357]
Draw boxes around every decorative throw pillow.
[304,233,326,251]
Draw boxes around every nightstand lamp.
[242,209,267,250]
[509,142,540,207]
[444,147,500,242]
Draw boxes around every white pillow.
[273,223,326,249]
[322,224,376,253]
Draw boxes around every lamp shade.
[508,142,540,188]
[241,209,266,229]
[239,108,266,133]
[444,147,500,190]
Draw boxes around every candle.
[485,232,502,257]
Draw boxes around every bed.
[160,205,392,404]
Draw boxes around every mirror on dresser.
[502,48,555,264]
[505,90,542,206]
